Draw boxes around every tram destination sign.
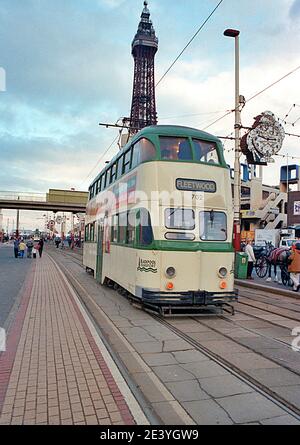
[176,178,216,193]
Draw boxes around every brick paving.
[0,255,136,425]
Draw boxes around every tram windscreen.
[160,137,193,161]
[193,139,220,164]
[200,211,227,241]
[165,208,195,230]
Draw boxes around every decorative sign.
[137,258,157,274]
[241,111,285,165]
[56,216,62,224]
[294,201,300,216]
[176,178,216,193]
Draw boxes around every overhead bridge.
[0,189,88,213]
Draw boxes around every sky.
[1,0,300,230]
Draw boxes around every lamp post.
[224,28,241,252]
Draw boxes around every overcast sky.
[1,0,300,229]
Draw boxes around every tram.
[83,125,237,315]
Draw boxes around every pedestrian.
[245,239,256,280]
[19,240,26,259]
[13,238,20,258]
[32,245,37,259]
[26,237,34,258]
[288,242,300,292]
[55,236,61,248]
[38,238,44,258]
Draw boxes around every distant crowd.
[13,238,44,259]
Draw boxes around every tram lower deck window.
[165,209,195,230]
[200,211,227,241]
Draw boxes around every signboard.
[241,231,255,243]
[255,229,280,247]
[176,178,216,193]
[294,201,300,216]
[241,111,285,165]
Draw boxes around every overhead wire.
[155,0,225,88]
[79,134,119,187]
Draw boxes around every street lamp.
[224,28,241,252]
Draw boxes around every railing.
[0,191,47,202]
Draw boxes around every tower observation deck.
[129,1,158,134]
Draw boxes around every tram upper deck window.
[200,211,227,241]
[111,163,117,183]
[96,178,101,194]
[165,209,195,230]
[123,149,132,175]
[160,137,192,161]
[117,156,123,179]
[193,139,220,164]
[132,138,157,168]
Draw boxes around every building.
[236,164,288,242]
[129,1,158,133]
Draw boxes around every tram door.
[96,219,104,283]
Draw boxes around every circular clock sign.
[241,111,285,165]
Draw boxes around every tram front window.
[160,137,192,161]
[200,211,227,241]
[193,139,220,164]
[165,208,195,230]
[132,138,156,168]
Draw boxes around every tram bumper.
[142,289,238,307]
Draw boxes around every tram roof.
[90,125,222,187]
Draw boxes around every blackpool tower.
[129,1,158,134]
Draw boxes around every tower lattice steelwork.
[129,1,158,134]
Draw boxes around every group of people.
[14,237,44,259]
[244,238,300,292]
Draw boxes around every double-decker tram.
[83,125,237,316]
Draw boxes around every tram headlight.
[218,267,228,278]
[166,267,176,278]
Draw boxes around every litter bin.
[235,252,248,279]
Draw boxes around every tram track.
[153,314,300,420]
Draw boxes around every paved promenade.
[0,253,146,425]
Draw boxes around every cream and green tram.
[83,125,237,315]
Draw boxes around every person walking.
[26,237,34,258]
[19,240,26,259]
[13,238,20,258]
[245,239,256,280]
[38,238,44,258]
[288,242,300,291]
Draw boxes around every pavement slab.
[181,361,229,379]
[246,367,300,387]
[216,392,287,424]
[141,353,178,367]
[198,375,254,399]
[165,381,210,402]
[152,365,195,383]
[182,399,233,425]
